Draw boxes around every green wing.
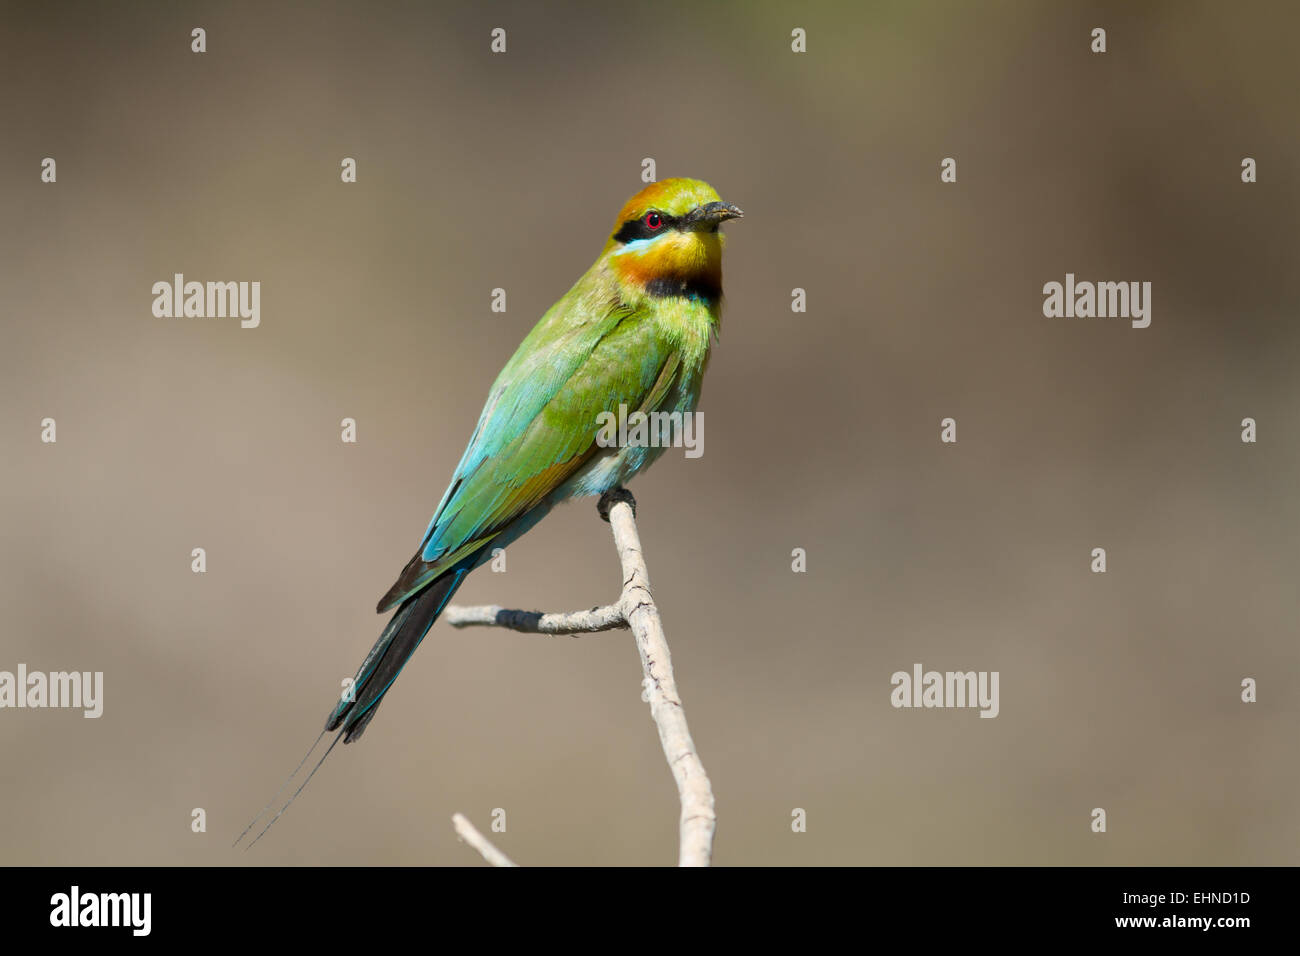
[377,292,682,612]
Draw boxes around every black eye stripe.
[613,211,682,244]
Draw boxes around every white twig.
[452,812,518,867]
[604,496,715,866]
[444,602,626,634]
[444,489,716,866]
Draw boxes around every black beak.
[685,201,745,226]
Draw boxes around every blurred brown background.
[2,0,1297,865]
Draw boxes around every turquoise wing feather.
[377,292,685,612]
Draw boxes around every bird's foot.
[597,487,636,522]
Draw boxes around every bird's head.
[604,178,743,303]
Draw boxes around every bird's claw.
[598,487,636,522]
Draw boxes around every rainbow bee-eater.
[238,178,742,843]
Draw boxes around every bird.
[236,177,743,846]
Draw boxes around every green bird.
[239,177,742,844]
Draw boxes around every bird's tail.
[234,560,475,848]
[326,562,472,743]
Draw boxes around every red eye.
[644,212,663,230]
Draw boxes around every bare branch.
[442,489,716,866]
[602,494,715,867]
[451,813,518,867]
[445,602,626,635]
